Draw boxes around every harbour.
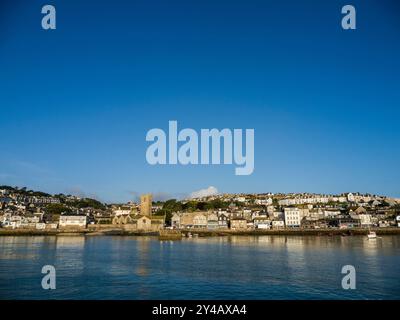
[1,235,399,300]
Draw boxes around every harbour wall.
[1,226,400,237]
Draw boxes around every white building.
[272,211,284,219]
[372,200,381,207]
[272,220,285,229]
[235,197,246,203]
[1,215,22,229]
[59,215,87,228]
[171,213,181,228]
[113,209,132,216]
[266,205,275,214]
[284,208,301,228]
[324,210,341,218]
[255,198,273,206]
[278,196,331,206]
[347,193,355,202]
[253,217,271,229]
[359,214,373,227]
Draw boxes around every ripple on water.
[0,235,399,300]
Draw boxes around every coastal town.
[1,185,400,235]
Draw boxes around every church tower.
[140,194,152,216]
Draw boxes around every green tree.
[196,201,208,211]
[183,201,198,212]
[155,209,172,224]
[46,203,72,215]
[70,198,106,210]
[163,199,183,212]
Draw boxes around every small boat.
[187,232,193,238]
[367,231,377,239]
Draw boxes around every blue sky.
[0,0,399,202]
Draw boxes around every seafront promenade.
[1,226,400,237]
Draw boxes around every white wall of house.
[359,214,372,226]
[272,220,285,229]
[284,208,301,227]
[59,216,87,228]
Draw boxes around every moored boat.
[367,231,377,239]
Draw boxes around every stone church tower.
[140,194,152,216]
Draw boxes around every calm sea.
[0,235,399,300]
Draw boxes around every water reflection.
[56,236,85,249]
[0,236,57,260]
[0,235,399,299]
[135,238,150,277]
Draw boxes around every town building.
[132,215,164,231]
[140,194,152,216]
[171,213,181,228]
[112,207,136,224]
[59,215,88,228]
[230,218,247,230]
[272,220,285,229]
[253,217,271,229]
[284,208,301,228]
[174,212,220,229]
[335,218,360,229]
[207,213,219,230]
[358,214,373,227]
[193,213,208,228]
[218,213,229,228]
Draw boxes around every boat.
[367,231,377,239]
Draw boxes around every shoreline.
[1,227,400,237]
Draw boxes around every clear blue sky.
[0,0,399,203]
